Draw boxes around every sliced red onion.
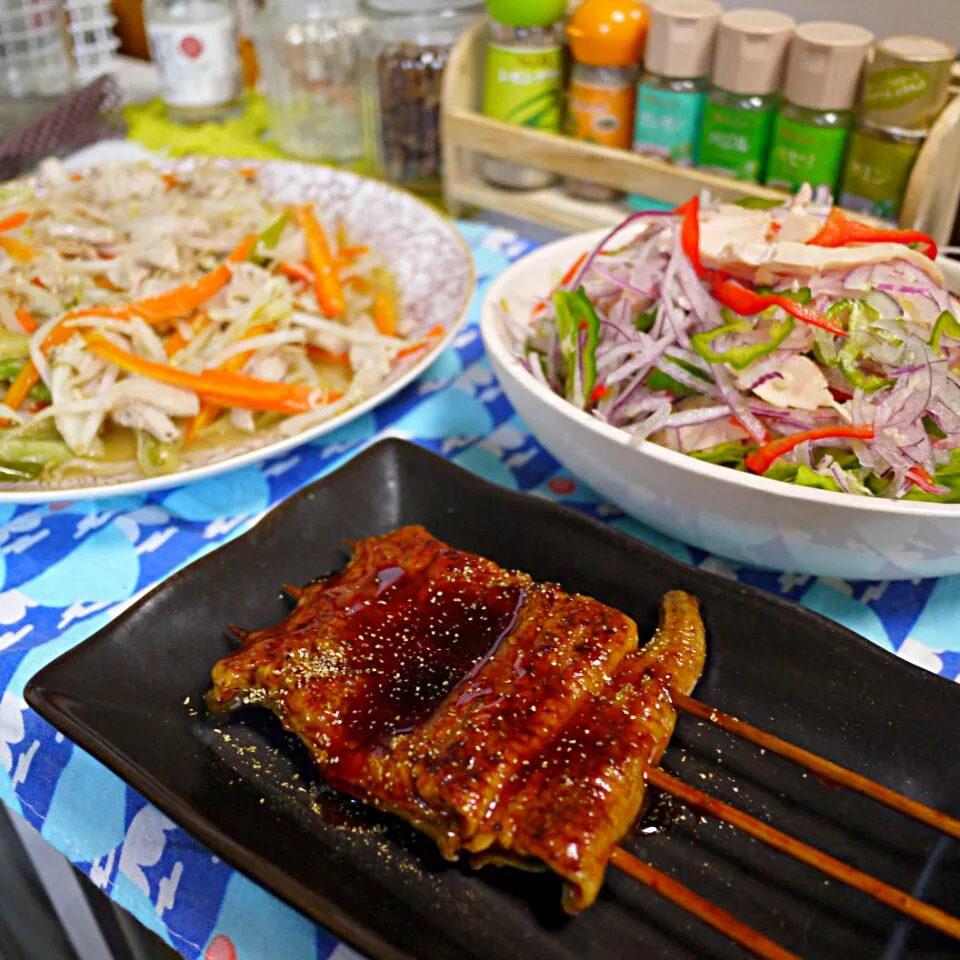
[590,264,657,299]
[662,405,732,428]
[712,365,767,443]
[658,357,720,398]
[605,337,673,385]
[567,211,671,292]
[745,371,784,392]
[626,400,673,441]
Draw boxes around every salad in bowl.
[521,188,960,503]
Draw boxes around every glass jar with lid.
[363,0,481,196]
[144,0,243,123]
[256,0,369,163]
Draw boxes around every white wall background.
[739,0,959,47]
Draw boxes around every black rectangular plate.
[26,438,960,960]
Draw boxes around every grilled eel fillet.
[207,525,706,911]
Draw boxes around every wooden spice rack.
[442,18,960,244]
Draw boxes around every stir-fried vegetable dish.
[0,160,438,484]
[524,186,960,502]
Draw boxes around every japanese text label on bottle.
[633,85,706,167]
[698,102,775,182]
[482,44,564,132]
[839,129,923,220]
[147,17,239,108]
[566,78,636,149]
[765,115,849,193]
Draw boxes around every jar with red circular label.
[145,0,242,123]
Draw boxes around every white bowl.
[481,230,960,580]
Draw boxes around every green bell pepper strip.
[929,311,960,356]
[136,431,182,477]
[645,354,714,396]
[0,357,50,402]
[552,287,600,406]
[834,300,895,393]
[259,211,290,250]
[0,460,42,481]
[634,308,657,332]
[690,314,794,370]
[690,442,752,467]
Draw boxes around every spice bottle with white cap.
[765,22,874,196]
[632,0,722,169]
[839,34,957,220]
[697,9,795,183]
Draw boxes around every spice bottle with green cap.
[697,9,795,183]
[765,22,874,196]
[564,0,649,202]
[840,35,957,221]
[632,0,721,170]
[481,0,567,189]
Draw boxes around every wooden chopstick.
[646,767,960,942]
[610,847,804,960]
[673,693,960,841]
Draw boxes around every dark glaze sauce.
[328,554,525,753]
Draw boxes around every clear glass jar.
[481,19,564,190]
[144,0,243,124]
[257,0,368,162]
[363,1,480,195]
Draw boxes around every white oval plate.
[0,158,474,503]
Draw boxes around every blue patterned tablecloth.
[2,222,960,960]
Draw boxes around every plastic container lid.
[485,0,566,29]
[566,0,648,67]
[645,0,722,80]
[782,21,874,113]
[712,9,795,95]
[861,34,958,129]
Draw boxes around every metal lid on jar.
[861,34,958,130]
[645,0,722,79]
[712,9,795,95]
[782,21,874,113]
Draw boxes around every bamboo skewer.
[673,693,960,840]
[645,767,960,942]
[609,847,803,960]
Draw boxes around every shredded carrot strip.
[2,322,76,412]
[94,274,121,292]
[85,334,337,414]
[161,172,179,188]
[307,345,350,366]
[337,245,370,259]
[0,212,28,232]
[186,322,276,438]
[373,291,396,337]
[128,234,257,322]
[395,324,445,360]
[238,167,258,179]
[0,236,34,262]
[293,206,345,319]
[15,307,36,333]
[279,260,313,284]
[335,218,348,250]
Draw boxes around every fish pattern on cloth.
[0,223,958,960]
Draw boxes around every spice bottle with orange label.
[564,0,649,202]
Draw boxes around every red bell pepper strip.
[745,424,875,475]
[674,196,707,278]
[806,208,938,261]
[711,274,847,338]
